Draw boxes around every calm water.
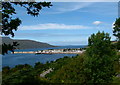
[2,45,86,68]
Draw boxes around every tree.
[50,55,86,84]
[2,66,10,74]
[2,42,19,55]
[113,18,120,50]
[2,65,49,85]
[85,31,117,84]
[113,18,120,41]
[1,1,52,55]
[34,62,44,69]
[87,31,113,57]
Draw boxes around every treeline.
[2,62,50,85]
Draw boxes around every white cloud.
[19,23,91,30]
[93,21,103,25]
[56,3,93,13]
[42,2,94,14]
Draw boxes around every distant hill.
[1,37,55,49]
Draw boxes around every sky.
[9,2,118,46]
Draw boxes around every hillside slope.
[2,37,55,49]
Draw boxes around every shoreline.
[13,51,84,54]
[13,48,86,54]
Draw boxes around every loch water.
[2,45,86,68]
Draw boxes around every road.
[40,68,53,77]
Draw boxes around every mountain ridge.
[1,37,55,49]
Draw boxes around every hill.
[1,37,55,49]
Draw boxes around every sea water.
[2,45,86,68]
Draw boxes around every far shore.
[13,48,86,54]
[13,51,84,54]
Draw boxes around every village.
[13,48,86,54]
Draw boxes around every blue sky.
[11,2,118,46]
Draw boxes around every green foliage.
[113,18,120,50]
[45,56,73,79]
[2,64,49,85]
[34,62,47,74]
[49,55,86,84]
[2,2,52,37]
[49,56,72,71]
[112,76,120,85]
[2,2,21,37]
[117,41,120,50]
[115,41,120,50]
[2,66,10,75]
[2,42,19,55]
[34,62,44,69]
[85,31,117,84]
[113,18,120,41]
[87,31,113,57]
